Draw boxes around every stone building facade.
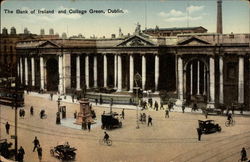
[14,0,250,109]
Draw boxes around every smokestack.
[217,0,223,34]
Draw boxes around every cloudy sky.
[1,0,249,38]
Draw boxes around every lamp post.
[57,96,62,112]
[134,72,142,129]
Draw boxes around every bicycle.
[225,119,235,127]
[99,138,112,146]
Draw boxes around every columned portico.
[219,56,224,104]
[238,56,244,103]
[40,57,44,90]
[142,55,146,90]
[24,57,28,85]
[31,57,35,86]
[129,54,134,92]
[117,54,122,92]
[103,54,107,87]
[85,55,89,89]
[155,54,159,92]
[93,55,98,88]
[76,55,81,90]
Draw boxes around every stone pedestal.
[75,98,95,125]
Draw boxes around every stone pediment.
[38,40,60,48]
[117,35,155,47]
[178,36,210,46]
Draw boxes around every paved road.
[0,94,249,162]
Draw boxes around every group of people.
[141,99,166,111]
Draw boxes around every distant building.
[62,32,67,39]
[143,26,207,37]
[49,28,54,35]
[40,29,45,35]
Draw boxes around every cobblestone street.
[1,94,250,162]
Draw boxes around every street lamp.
[57,96,62,112]
[134,72,142,129]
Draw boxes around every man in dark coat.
[148,115,152,126]
[33,136,40,152]
[197,128,202,141]
[5,122,10,134]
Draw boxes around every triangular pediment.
[38,40,60,48]
[178,36,210,46]
[117,35,155,47]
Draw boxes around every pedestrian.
[165,109,169,118]
[100,95,103,105]
[50,93,53,100]
[74,111,77,119]
[37,145,42,162]
[110,98,113,107]
[241,147,247,161]
[32,136,40,152]
[5,122,10,134]
[71,94,74,103]
[19,109,22,118]
[121,109,125,119]
[95,98,98,105]
[30,106,34,116]
[160,102,164,110]
[155,101,159,111]
[148,115,152,126]
[205,110,208,119]
[182,105,185,113]
[22,109,25,118]
[196,127,202,141]
[17,146,25,162]
[87,121,91,132]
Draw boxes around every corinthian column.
[142,55,146,90]
[20,58,23,84]
[40,57,44,90]
[76,55,81,90]
[114,54,117,88]
[58,55,63,94]
[209,57,215,106]
[238,57,244,103]
[117,54,122,92]
[129,55,134,92]
[24,57,28,85]
[178,57,183,100]
[93,55,97,88]
[103,54,107,87]
[155,55,159,91]
[85,55,89,89]
[197,61,200,95]
[31,57,35,86]
[219,56,224,104]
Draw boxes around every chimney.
[217,0,223,34]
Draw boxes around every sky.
[1,0,249,38]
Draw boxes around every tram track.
[170,129,250,162]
